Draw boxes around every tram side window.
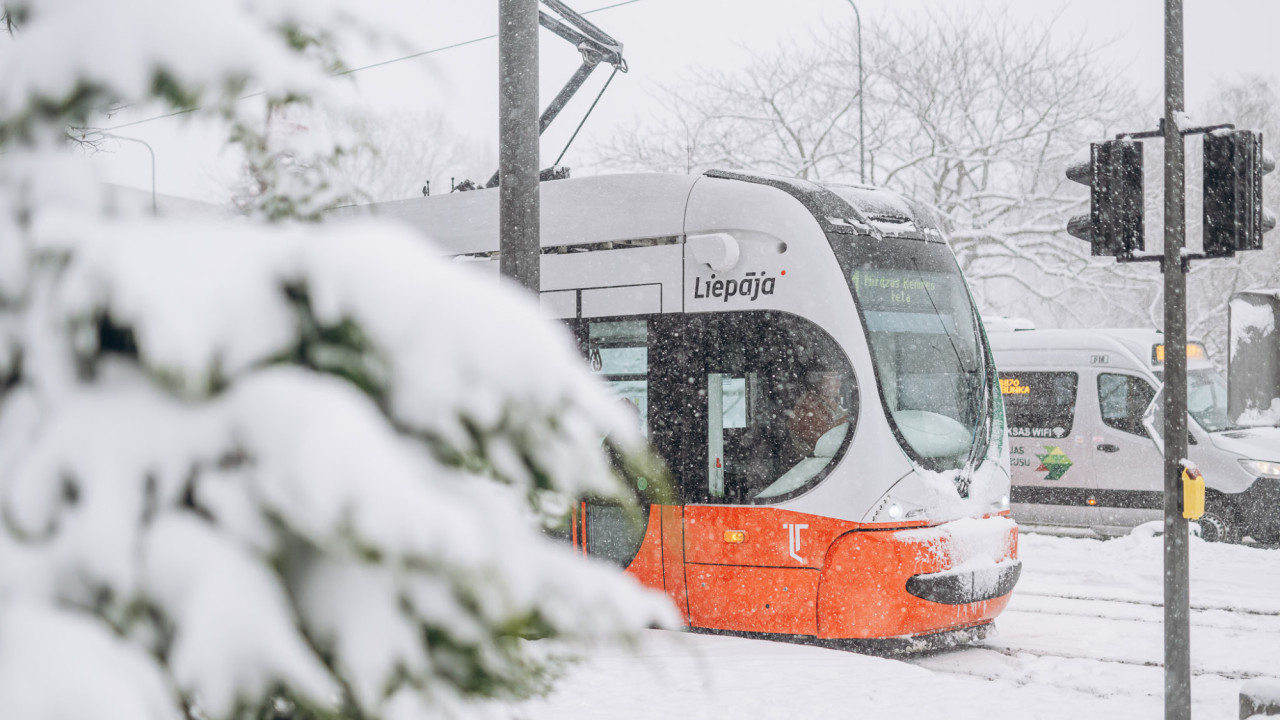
[1000,371,1077,439]
[580,318,651,569]
[1098,373,1156,437]
[589,319,649,436]
[697,311,858,504]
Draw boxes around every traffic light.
[1065,140,1145,257]
[1203,129,1275,257]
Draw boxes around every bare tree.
[228,106,493,212]
[1182,74,1280,360]
[597,42,858,180]
[325,108,495,202]
[594,7,1159,328]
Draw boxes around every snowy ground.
[508,531,1280,719]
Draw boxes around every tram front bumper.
[905,559,1022,605]
[816,515,1019,639]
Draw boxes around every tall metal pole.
[842,0,865,184]
[499,0,541,292]
[1162,1,1191,718]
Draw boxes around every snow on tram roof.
[358,173,697,255]
[352,170,944,255]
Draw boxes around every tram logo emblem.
[783,523,809,563]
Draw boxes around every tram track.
[912,644,1280,686]
[1013,588,1280,618]
[1005,600,1280,632]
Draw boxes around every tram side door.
[574,317,691,620]
[677,313,825,636]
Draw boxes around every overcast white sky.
[88,0,1280,201]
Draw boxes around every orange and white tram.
[381,170,1021,641]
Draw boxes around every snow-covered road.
[509,531,1280,719]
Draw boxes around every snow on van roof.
[988,328,1213,371]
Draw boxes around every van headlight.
[1239,459,1280,480]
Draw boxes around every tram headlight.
[864,479,932,523]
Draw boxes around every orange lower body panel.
[817,520,1019,639]
[623,505,1019,640]
[686,564,819,635]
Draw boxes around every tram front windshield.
[832,236,991,471]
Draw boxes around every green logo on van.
[1035,446,1073,481]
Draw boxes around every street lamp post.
[843,0,865,184]
[93,132,157,216]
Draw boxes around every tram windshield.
[832,236,992,471]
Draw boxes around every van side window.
[999,371,1077,439]
[1098,373,1157,436]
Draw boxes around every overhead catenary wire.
[84,0,642,135]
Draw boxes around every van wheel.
[1197,504,1240,544]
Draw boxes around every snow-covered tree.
[0,2,674,719]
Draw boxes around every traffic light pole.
[499,0,541,293]
[1162,1,1192,718]
[1064,10,1273,715]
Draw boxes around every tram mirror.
[687,233,741,271]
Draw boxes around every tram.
[377,170,1021,641]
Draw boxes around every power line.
[85,0,641,135]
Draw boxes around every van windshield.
[831,236,993,472]
[1147,368,1242,435]
[1188,368,1235,432]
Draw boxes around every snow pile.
[1230,294,1277,357]
[1229,294,1280,427]
[1238,398,1280,427]
[0,1,676,719]
[1242,678,1280,718]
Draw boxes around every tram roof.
[360,173,698,254]
[353,171,942,253]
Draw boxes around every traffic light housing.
[1065,140,1145,257]
[1203,129,1275,257]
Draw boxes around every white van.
[988,328,1280,543]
